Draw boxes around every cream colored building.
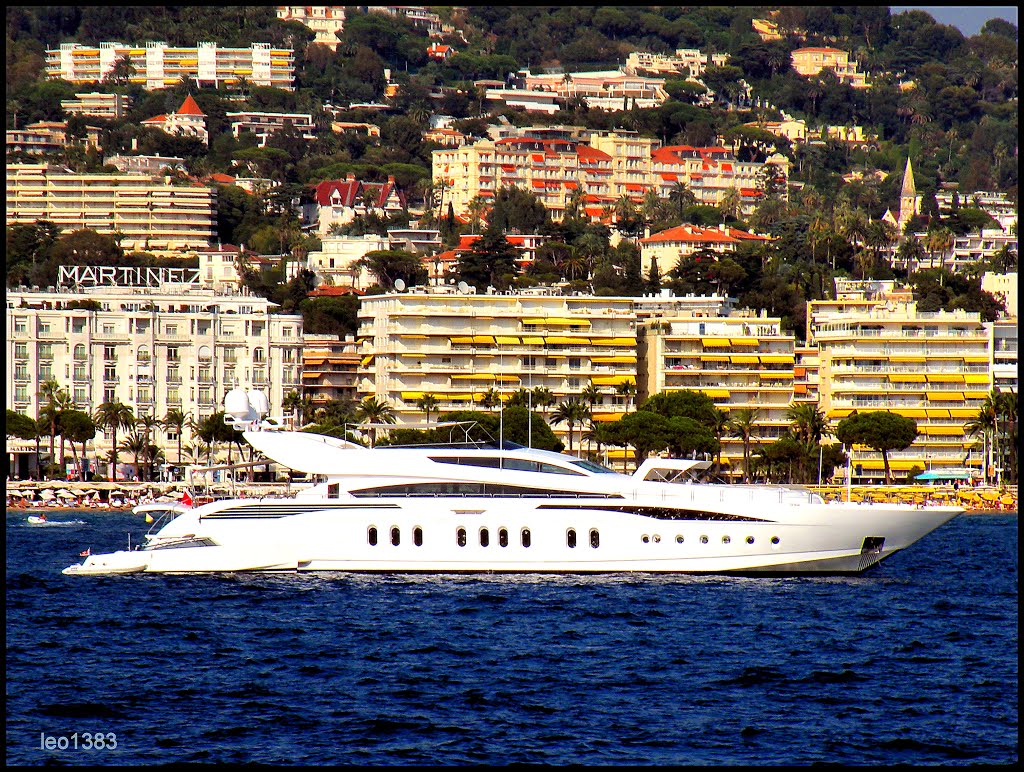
[306,234,388,289]
[357,289,638,451]
[790,47,869,88]
[639,224,771,275]
[638,310,796,481]
[989,319,1018,395]
[809,301,991,481]
[7,284,303,476]
[46,42,295,90]
[275,6,346,50]
[434,130,788,221]
[981,272,1018,319]
[624,48,728,78]
[60,92,133,120]
[6,163,217,253]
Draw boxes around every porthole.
[567,528,577,548]
[390,526,400,546]
[590,529,600,549]
[498,528,509,548]
[480,527,490,547]
[521,528,531,548]
[722,535,731,545]
[368,526,378,546]
[676,535,684,544]
[642,534,650,544]
[413,527,423,547]
[746,536,754,545]
[770,536,780,546]
[457,527,467,547]
[700,535,709,544]
[653,534,661,543]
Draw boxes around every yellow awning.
[925,409,950,418]
[400,334,428,339]
[495,375,520,383]
[546,336,583,345]
[889,374,926,382]
[921,425,967,436]
[700,388,730,398]
[592,355,636,364]
[473,335,495,344]
[759,371,794,379]
[760,354,794,364]
[305,358,326,366]
[451,337,475,344]
[829,409,854,417]
[947,408,978,418]
[702,338,730,347]
[301,372,320,379]
[521,336,545,345]
[890,356,927,362]
[590,412,622,422]
[927,373,964,382]
[963,374,989,384]
[897,408,927,418]
[730,355,760,364]
[963,355,989,362]
[591,337,634,346]
[401,391,424,400]
[730,337,759,346]
[591,375,635,386]
[928,392,964,401]
[452,373,494,380]
[495,336,520,345]
[700,354,730,362]
[360,355,374,366]
[522,317,589,326]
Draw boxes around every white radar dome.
[224,388,255,422]
[248,389,270,417]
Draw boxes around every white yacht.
[63,427,962,577]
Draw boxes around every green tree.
[93,400,136,479]
[836,411,919,484]
[457,226,522,291]
[118,431,148,481]
[354,396,395,447]
[58,409,96,481]
[549,397,590,453]
[727,407,762,483]
[162,408,189,469]
[417,393,440,424]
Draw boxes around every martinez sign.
[59,265,201,288]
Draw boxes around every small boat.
[27,515,48,525]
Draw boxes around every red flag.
[79,548,91,557]
[181,490,193,508]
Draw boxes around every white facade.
[306,235,388,288]
[7,285,304,474]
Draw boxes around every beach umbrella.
[38,489,56,500]
[56,489,77,499]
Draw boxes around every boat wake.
[25,519,87,527]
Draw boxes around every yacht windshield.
[570,458,619,474]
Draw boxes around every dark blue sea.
[5,509,1018,766]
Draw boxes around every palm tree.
[162,408,189,472]
[615,381,637,412]
[93,400,136,480]
[480,388,502,411]
[580,383,603,453]
[137,413,161,481]
[786,402,831,483]
[925,226,955,271]
[727,407,762,483]
[38,378,68,473]
[417,393,440,424]
[531,387,555,418]
[118,431,148,481]
[550,398,590,453]
[282,389,303,429]
[354,396,395,447]
[965,403,997,484]
[709,407,730,478]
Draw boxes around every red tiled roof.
[142,114,167,123]
[177,94,206,116]
[209,173,236,184]
[308,285,364,297]
[313,178,406,209]
[641,225,771,244]
[576,145,612,162]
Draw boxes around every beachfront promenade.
[5,480,1017,514]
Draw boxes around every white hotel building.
[7,282,303,476]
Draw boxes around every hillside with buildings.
[5,6,1017,487]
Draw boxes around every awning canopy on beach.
[915,469,976,481]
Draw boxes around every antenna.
[457,280,470,294]
[394,278,406,292]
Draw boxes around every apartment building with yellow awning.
[809,299,992,482]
